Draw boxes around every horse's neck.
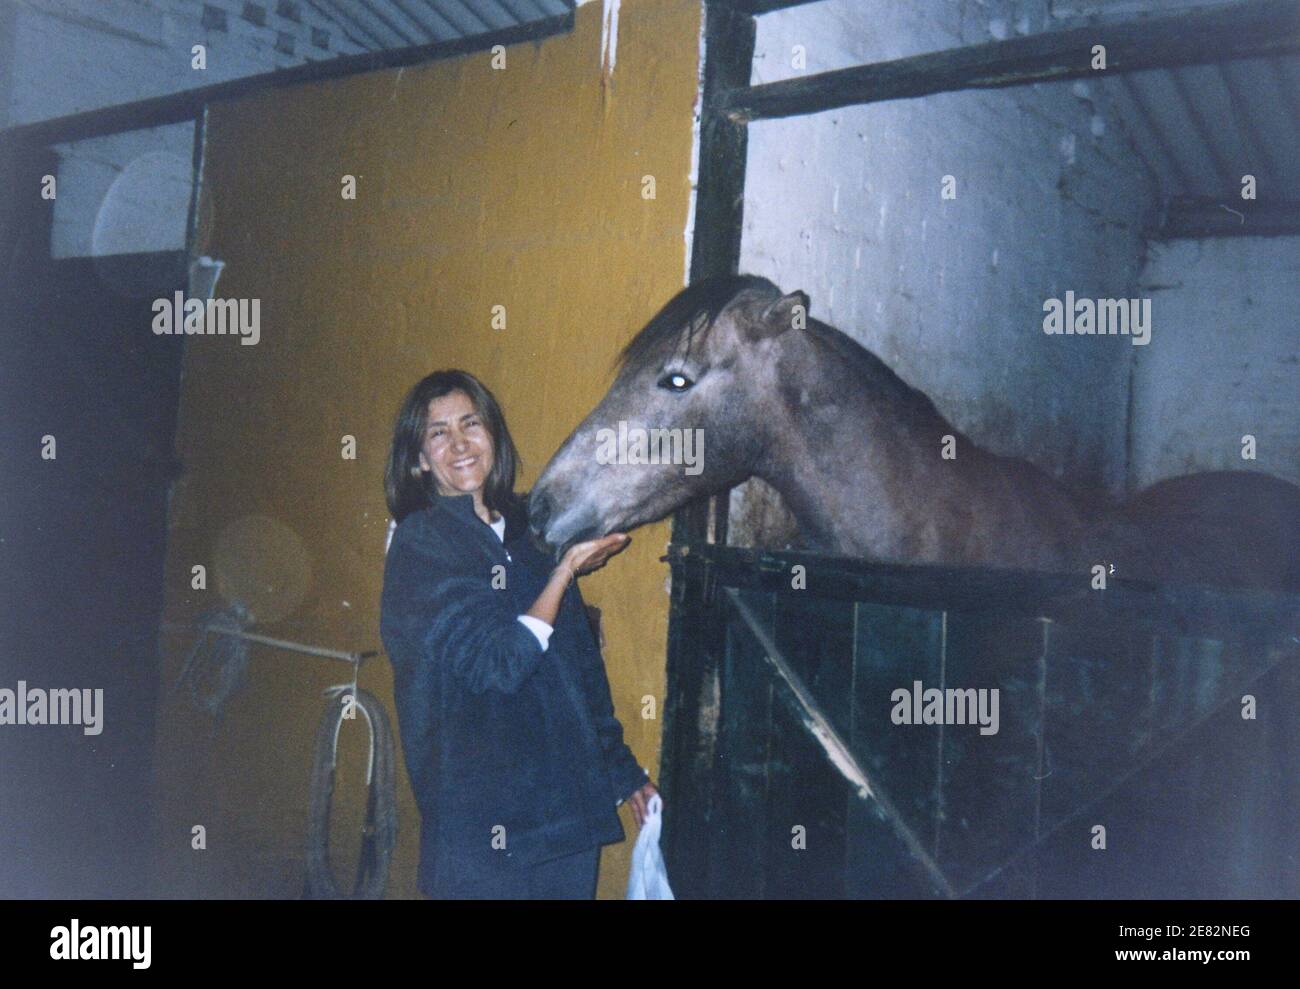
[753,329,1081,567]
[755,394,959,560]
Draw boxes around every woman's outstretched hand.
[560,532,631,578]
[529,534,629,629]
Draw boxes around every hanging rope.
[304,684,398,899]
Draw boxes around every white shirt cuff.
[516,615,553,651]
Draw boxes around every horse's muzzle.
[528,487,603,554]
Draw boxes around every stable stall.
[660,0,1299,898]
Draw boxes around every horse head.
[529,275,809,551]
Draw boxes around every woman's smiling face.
[419,390,495,501]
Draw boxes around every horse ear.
[752,290,810,339]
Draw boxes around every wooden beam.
[710,0,823,14]
[0,11,573,148]
[669,542,1300,642]
[660,1,756,899]
[715,0,1300,122]
[674,1,756,549]
[1155,197,1300,238]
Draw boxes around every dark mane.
[616,274,777,373]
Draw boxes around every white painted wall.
[1131,236,1300,489]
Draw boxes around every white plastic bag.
[626,793,674,900]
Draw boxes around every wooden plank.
[727,590,874,803]
[665,547,1298,897]
[659,0,755,898]
[706,592,775,897]
[665,541,1298,897]
[672,0,756,550]
[764,686,850,897]
[724,587,957,897]
[961,647,1293,895]
[714,0,1300,121]
[666,542,1300,643]
[657,563,720,897]
[1155,197,1300,239]
[769,591,856,896]
[1028,659,1295,897]
[935,612,1047,896]
[1038,619,1156,846]
[711,0,824,14]
[847,601,946,898]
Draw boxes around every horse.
[529,275,1299,591]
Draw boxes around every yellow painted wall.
[151,0,701,899]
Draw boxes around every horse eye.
[658,372,694,392]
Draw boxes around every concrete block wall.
[1131,236,1300,490]
[729,0,1160,547]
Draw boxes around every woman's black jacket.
[379,490,648,894]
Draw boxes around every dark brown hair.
[384,370,520,522]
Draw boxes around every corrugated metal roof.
[1101,57,1300,200]
[305,0,575,51]
[1050,1,1300,200]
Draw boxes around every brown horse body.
[530,276,1298,591]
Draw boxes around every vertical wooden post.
[659,0,756,897]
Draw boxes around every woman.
[380,369,660,899]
